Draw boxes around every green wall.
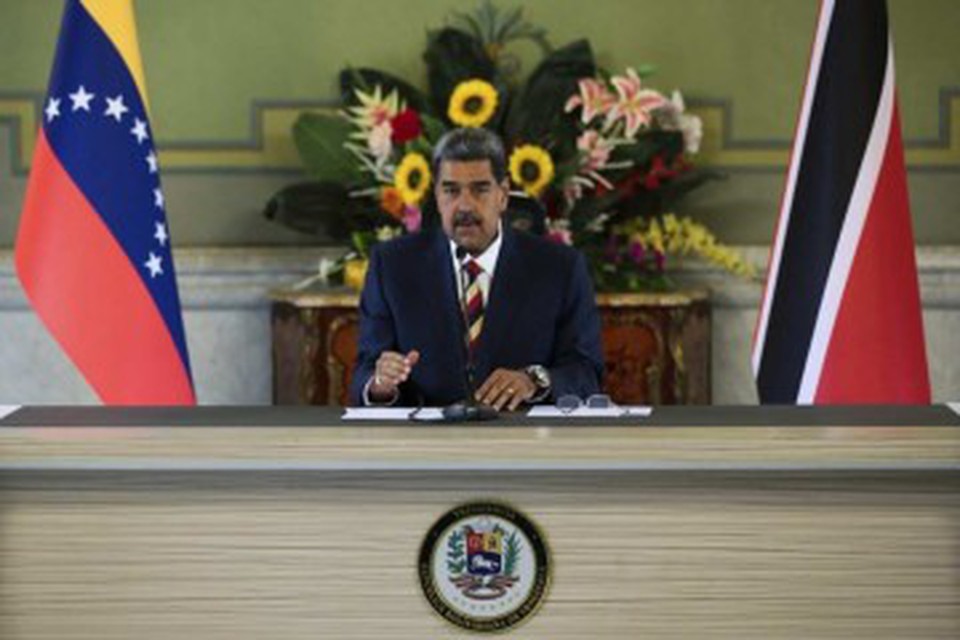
[1,0,958,247]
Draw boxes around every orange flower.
[380,186,405,220]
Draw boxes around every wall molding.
[2,89,959,175]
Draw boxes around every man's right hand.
[368,350,420,401]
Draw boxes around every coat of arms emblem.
[418,502,550,632]
[449,524,519,599]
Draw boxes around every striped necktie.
[464,258,485,355]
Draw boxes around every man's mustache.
[453,211,481,226]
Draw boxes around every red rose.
[390,109,423,143]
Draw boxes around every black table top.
[2,404,958,428]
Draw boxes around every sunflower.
[509,145,555,197]
[448,79,499,128]
[394,152,432,205]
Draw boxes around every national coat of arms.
[418,502,550,632]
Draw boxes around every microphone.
[442,246,498,422]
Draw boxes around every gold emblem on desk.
[418,502,551,632]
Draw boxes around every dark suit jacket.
[349,227,603,406]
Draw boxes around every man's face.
[435,159,509,255]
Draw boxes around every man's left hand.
[476,368,537,411]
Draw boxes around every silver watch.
[525,365,551,391]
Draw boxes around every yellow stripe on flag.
[80,0,149,110]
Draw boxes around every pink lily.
[564,78,615,124]
[576,130,614,171]
[606,68,666,137]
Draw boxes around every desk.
[1,406,958,638]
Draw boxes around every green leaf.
[504,39,595,145]
[503,532,521,576]
[446,529,466,574]
[634,63,658,79]
[613,135,661,167]
[262,181,353,239]
[449,1,551,56]
[292,113,362,184]
[494,7,523,42]
[451,10,485,42]
[419,113,449,144]
[405,137,433,159]
[424,27,497,120]
[263,180,392,240]
[351,230,384,258]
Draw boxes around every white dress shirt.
[448,221,503,306]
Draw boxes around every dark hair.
[431,127,507,183]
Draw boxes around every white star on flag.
[145,151,158,174]
[104,95,128,122]
[154,221,169,246]
[130,118,149,144]
[153,188,165,209]
[44,98,61,122]
[69,85,95,112]
[144,252,163,278]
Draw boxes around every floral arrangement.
[265,1,754,290]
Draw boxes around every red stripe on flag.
[15,132,195,405]
[815,104,930,404]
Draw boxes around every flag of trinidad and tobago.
[16,0,195,405]
[753,0,930,405]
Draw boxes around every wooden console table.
[271,287,710,406]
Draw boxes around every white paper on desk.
[947,402,960,418]
[341,407,446,421]
[0,405,21,421]
[526,405,652,418]
[342,407,412,421]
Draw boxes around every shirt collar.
[449,220,504,276]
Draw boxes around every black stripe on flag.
[757,0,889,402]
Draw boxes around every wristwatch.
[525,365,552,394]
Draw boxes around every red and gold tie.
[464,258,484,355]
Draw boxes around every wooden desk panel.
[1,471,957,639]
[1,408,957,639]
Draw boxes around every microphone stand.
[442,247,498,422]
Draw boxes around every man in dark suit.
[350,127,603,410]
